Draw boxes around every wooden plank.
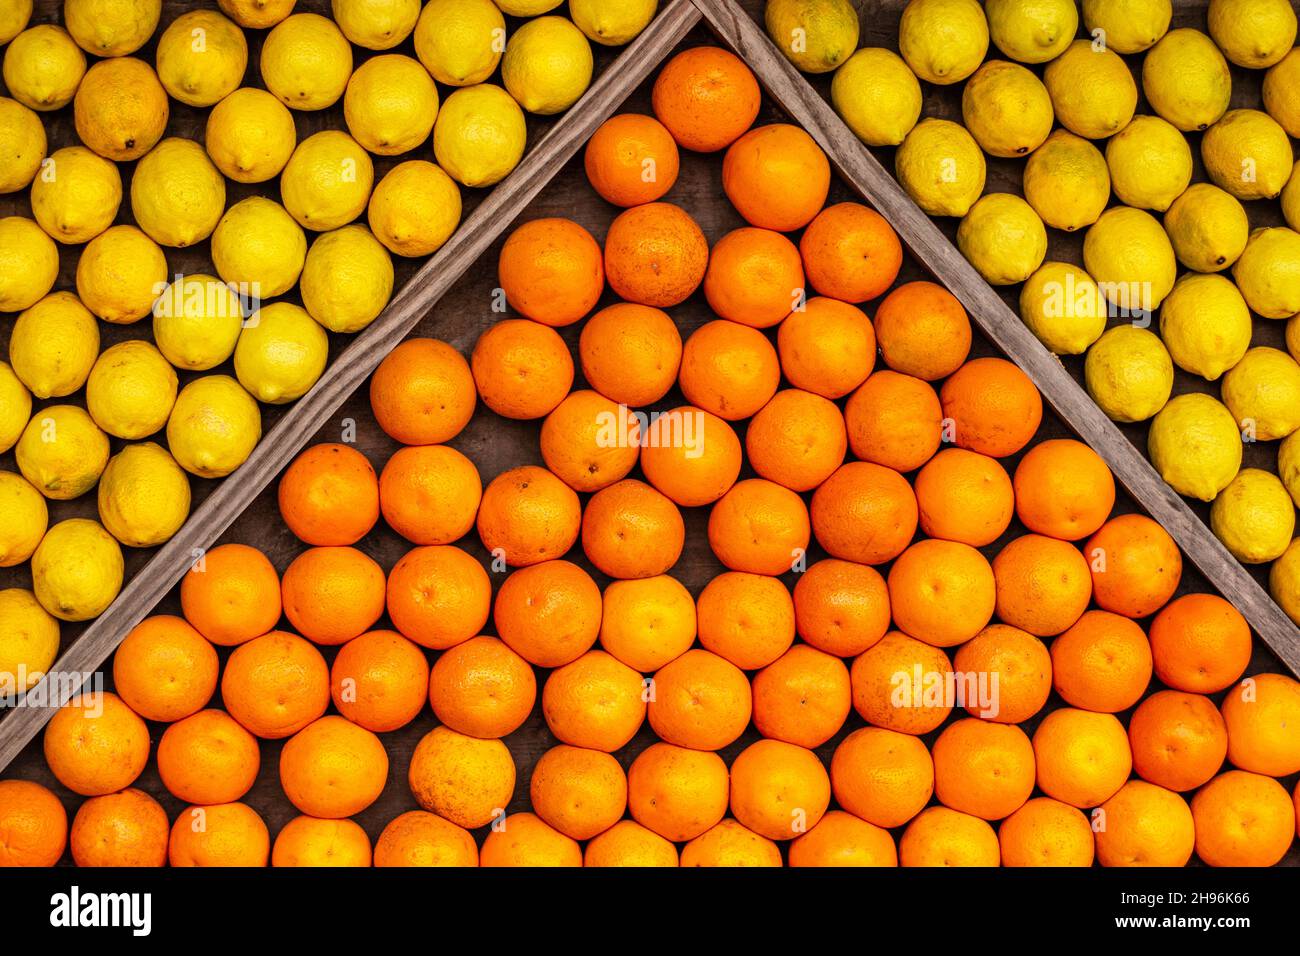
[692,0,1300,674]
[0,0,704,774]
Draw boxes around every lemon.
[765,0,859,73]
[1290,315,1300,362]
[29,145,122,245]
[1020,261,1107,354]
[434,84,527,187]
[1083,206,1177,314]
[1264,49,1300,137]
[97,442,192,548]
[1148,393,1243,500]
[300,226,394,332]
[895,118,986,217]
[571,0,656,46]
[1084,325,1174,422]
[0,472,47,568]
[206,87,298,184]
[1163,183,1250,273]
[1159,273,1252,380]
[1208,0,1297,69]
[367,160,463,257]
[1271,538,1300,625]
[1142,29,1231,132]
[0,589,59,691]
[0,362,31,453]
[495,0,562,13]
[1221,346,1300,441]
[0,1,31,44]
[414,0,506,87]
[16,405,109,501]
[1232,227,1300,319]
[1022,130,1109,232]
[1280,430,1300,504]
[155,9,249,108]
[1104,115,1192,212]
[153,274,246,371]
[235,302,329,405]
[0,97,46,194]
[64,0,159,56]
[985,0,1077,64]
[218,0,296,29]
[333,0,420,49]
[31,519,123,622]
[8,292,99,399]
[2,25,87,111]
[0,216,58,313]
[344,54,439,156]
[832,48,922,147]
[961,60,1053,158]
[211,197,308,299]
[502,16,593,116]
[1043,40,1137,140]
[131,138,227,249]
[76,225,168,324]
[86,341,179,440]
[167,375,262,478]
[1201,109,1293,201]
[1283,162,1300,232]
[899,0,989,85]
[1210,468,1295,564]
[73,57,169,162]
[261,13,353,111]
[1081,0,1170,53]
[280,131,375,232]
[957,193,1047,286]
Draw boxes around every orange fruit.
[792,558,891,657]
[628,741,729,842]
[799,202,903,304]
[408,726,515,829]
[844,370,943,473]
[745,389,847,492]
[649,648,752,750]
[471,318,574,420]
[370,338,476,444]
[831,726,934,829]
[1032,707,1132,808]
[651,46,760,153]
[680,819,783,867]
[0,780,66,867]
[640,405,742,507]
[1149,593,1252,694]
[723,124,830,231]
[678,318,780,421]
[992,533,1092,637]
[429,635,536,738]
[899,806,1000,867]
[702,226,805,328]
[584,112,680,207]
[850,631,953,735]
[271,816,372,868]
[477,465,581,567]
[789,810,898,867]
[168,802,270,867]
[281,546,386,646]
[498,217,604,327]
[1015,440,1117,542]
[913,447,1014,547]
[1128,689,1228,792]
[278,443,380,546]
[776,296,875,399]
[1221,672,1300,776]
[730,738,831,841]
[43,691,149,796]
[753,644,852,747]
[998,797,1095,867]
[221,630,330,739]
[932,718,1036,821]
[494,559,601,667]
[480,812,582,867]
[810,461,919,566]
[180,542,281,647]
[330,629,430,733]
[540,389,641,492]
[581,479,685,579]
[379,444,482,545]
[373,810,478,867]
[578,302,682,407]
[707,478,811,576]
[386,545,490,650]
[603,201,708,307]
[952,624,1052,724]
[157,709,260,805]
[529,744,627,840]
[584,819,679,867]
[112,614,219,722]
[939,357,1043,458]
[1094,779,1195,867]
[279,715,388,818]
[873,281,972,380]
[1191,770,1295,867]
[888,539,996,647]
[1085,514,1182,619]
[598,574,696,672]
[1051,609,1153,713]
[696,571,796,670]
[542,650,646,752]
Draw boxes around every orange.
[992,533,1092,637]
[792,558,891,657]
[678,319,780,421]
[279,715,388,819]
[730,738,831,841]
[696,571,796,670]
[498,217,604,327]
[722,124,830,231]
[330,629,430,733]
[278,443,380,546]
[168,802,270,867]
[776,296,875,399]
[640,406,742,507]
[998,797,1095,867]
[157,709,260,805]
[540,390,641,492]
[888,539,996,647]
[581,479,685,579]
[370,338,476,444]
[379,444,482,545]
[873,281,972,380]
[43,691,149,797]
[476,465,581,567]
[578,302,682,407]
[180,542,281,647]
[799,202,903,304]
[480,812,582,867]
[810,461,918,566]
[373,810,478,867]
[271,816,371,868]
[598,574,697,672]
[408,726,514,829]
[1085,514,1182,619]
[1191,770,1295,867]
[1128,690,1228,792]
[221,630,330,739]
[428,635,536,738]
[281,546,386,646]
[831,726,934,828]
[494,559,601,667]
[386,545,491,650]
[628,742,729,842]
[939,357,1043,459]
[1051,610,1153,713]
[1094,780,1195,867]
[0,780,66,867]
[529,744,627,840]
[789,811,898,867]
[752,644,852,747]
[603,202,708,307]
[542,650,646,752]
[584,819,679,867]
[1220,672,1300,776]
[952,624,1052,724]
[850,631,953,735]
[913,448,1014,547]
[899,806,1000,867]
[584,112,680,207]
[932,718,1035,821]
[1032,707,1132,808]
[745,389,847,492]
[651,46,760,153]
[703,227,805,328]
[471,318,574,420]
[844,370,943,473]
[649,648,752,750]
[680,819,783,867]
[1149,593,1252,694]
[707,478,811,576]
[1014,439,1116,541]
[112,614,219,722]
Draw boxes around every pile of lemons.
[765,0,1300,624]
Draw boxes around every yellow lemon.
[899,0,989,85]
[73,57,169,162]
[1148,393,1242,500]
[1279,430,1300,505]
[0,217,58,313]
[433,84,527,187]
[234,302,329,404]
[570,0,656,46]
[1083,206,1177,313]
[167,375,262,478]
[8,292,100,399]
[1081,0,1170,54]
[1020,261,1107,354]
[414,0,506,87]
[1043,40,1137,140]
[765,0,859,73]
[1142,28,1231,132]
[985,0,1077,64]
[130,138,227,248]
[1022,129,1110,232]
[961,59,1054,157]
[0,0,32,44]
[29,145,121,245]
[495,0,562,13]
[153,274,246,372]
[0,589,59,692]
[64,0,159,57]
[261,12,353,111]
[1210,468,1295,564]
[1221,346,1300,441]
[300,225,394,332]
[85,341,179,440]
[1289,314,1300,362]
[76,225,169,324]
[367,160,463,257]
[1263,49,1300,137]
[1232,227,1300,319]
[1163,182,1250,273]
[502,16,593,115]
[31,518,123,622]
[0,362,32,453]
[205,87,298,183]
[155,9,249,108]
[1201,109,1294,201]
[1084,325,1174,423]
[211,196,308,299]
[832,47,922,147]
[280,130,375,232]
[1104,115,1192,212]
[218,0,297,29]
[1208,0,1297,69]
[344,54,439,156]
[1158,273,1252,380]
[1270,538,1300,625]
[0,96,47,194]
[97,442,192,548]
[1283,162,1300,232]
[895,118,986,217]
[0,472,47,568]
[2,25,87,111]
[16,405,109,501]
[957,193,1047,286]
[332,0,420,49]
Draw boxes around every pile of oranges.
[1,45,1298,869]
